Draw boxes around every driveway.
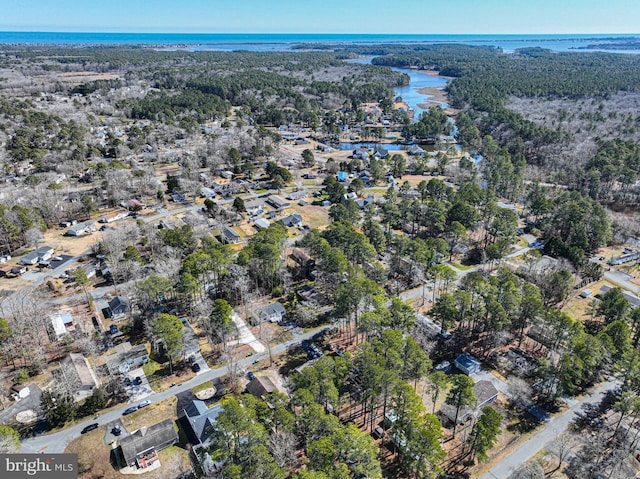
[123,368,152,402]
[103,419,127,445]
[230,311,266,353]
[470,368,510,396]
[0,385,42,424]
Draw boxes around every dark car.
[188,356,196,365]
[191,362,201,373]
[123,377,131,386]
[81,423,99,434]
[109,324,119,335]
[133,376,142,385]
[248,371,256,380]
[123,406,138,416]
[111,425,122,436]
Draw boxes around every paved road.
[400,243,534,305]
[0,249,91,316]
[478,378,620,479]
[19,325,331,454]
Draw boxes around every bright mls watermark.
[1,454,77,479]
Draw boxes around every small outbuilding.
[455,353,481,375]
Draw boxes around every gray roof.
[267,195,291,209]
[222,227,240,240]
[456,353,480,371]
[119,419,178,466]
[256,302,286,321]
[105,342,149,373]
[280,214,302,227]
[183,400,223,443]
[109,296,129,315]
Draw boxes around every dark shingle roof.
[119,419,178,465]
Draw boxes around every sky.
[1,0,638,34]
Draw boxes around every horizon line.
[0,31,639,36]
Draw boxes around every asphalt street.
[479,378,620,479]
[20,324,332,454]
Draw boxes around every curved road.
[20,325,332,454]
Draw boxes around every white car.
[52,256,63,261]
[138,400,151,408]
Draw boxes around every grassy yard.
[67,396,189,479]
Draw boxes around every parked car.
[188,356,196,365]
[133,376,142,385]
[247,371,256,380]
[191,362,201,373]
[123,377,131,386]
[52,256,63,261]
[123,406,138,416]
[138,400,151,408]
[109,324,119,335]
[111,425,122,436]
[81,423,99,434]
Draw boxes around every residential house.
[221,227,241,244]
[246,376,277,399]
[253,302,286,324]
[99,209,129,223]
[280,214,303,228]
[455,353,481,375]
[50,312,74,340]
[408,145,425,156]
[119,419,179,469]
[66,220,96,236]
[356,195,375,210]
[57,353,100,401]
[254,218,270,230]
[266,195,291,210]
[122,199,146,210]
[291,248,314,268]
[440,380,498,424]
[608,252,640,266]
[297,284,322,304]
[8,265,27,276]
[104,296,129,320]
[343,192,357,201]
[598,285,640,308]
[373,145,389,159]
[105,342,150,374]
[286,190,308,201]
[245,199,265,216]
[18,246,55,266]
[180,399,224,445]
[352,148,370,161]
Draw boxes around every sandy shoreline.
[415,70,458,115]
